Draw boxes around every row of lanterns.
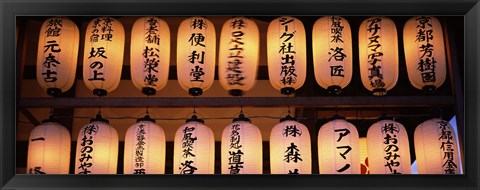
[37,16,446,97]
[27,115,461,175]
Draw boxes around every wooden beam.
[19,108,41,126]
[19,96,456,108]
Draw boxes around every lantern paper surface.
[176,17,216,95]
[221,121,262,174]
[75,121,119,174]
[124,121,166,174]
[130,17,170,95]
[358,17,399,96]
[267,16,307,94]
[37,17,79,94]
[414,118,461,174]
[318,119,360,174]
[403,16,446,91]
[218,17,260,94]
[359,137,370,174]
[312,16,352,92]
[367,120,411,174]
[27,122,71,174]
[83,17,125,95]
[270,120,311,174]
[173,121,215,174]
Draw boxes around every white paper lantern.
[367,120,411,174]
[414,118,461,174]
[83,17,125,96]
[75,118,119,174]
[403,16,446,93]
[27,121,71,174]
[312,16,353,94]
[177,17,216,96]
[37,17,79,96]
[218,17,260,96]
[359,137,370,174]
[124,117,166,174]
[318,118,360,174]
[270,119,311,174]
[267,16,307,95]
[173,117,215,174]
[221,116,262,174]
[358,17,399,96]
[130,17,170,96]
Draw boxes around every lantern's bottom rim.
[327,85,342,95]
[372,88,387,96]
[189,88,203,96]
[281,87,295,96]
[142,87,156,96]
[229,89,243,96]
[47,88,62,97]
[422,85,436,94]
[93,89,108,97]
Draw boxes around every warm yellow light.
[36,17,79,96]
[359,137,370,174]
[318,119,360,174]
[130,17,170,95]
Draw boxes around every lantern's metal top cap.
[137,115,155,123]
[280,114,297,122]
[377,113,393,121]
[329,114,346,121]
[186,114,204,124]
[233,113,251,123]
[90,113,109,124]
[42,115,60,124]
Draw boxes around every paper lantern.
[218,17,260,96]
[318,118,360,174]
[27,120,71,174]
[404,16,446,93]
[267,16,307,95]
[221,115,262,174]
[75,116,119,174]
[130,17,170,96]
[173,116,215,174]
[36,17,79,96]
[312,16,353,94]
[359,137,370,174]
[367,120,411,174]
[270,118,311,174]
[414,118,461,174]
[83,17,125,96]
[177,17,216,96]
[124,116,166,174]
[358,17,399,96]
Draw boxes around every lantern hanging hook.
[145,95,150,115]
[192,95,197,115]
[239,94,244,114]
[287,94,292,116]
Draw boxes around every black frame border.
[1,0,478,189]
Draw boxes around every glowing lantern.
[177,17,216,96]
[75,115,119,174]
[414,118,461,174]
[218,17,259,96]
[403,16,446,93]
[367,119,411,174]
[312,16,352,94]
[173,116,215,174]
[27,119,70,174]
[37,17,79,96]
[318,118,360,174]
[130,17,170,96]
[83,17,125,97]
[270,117,311,174]
[358,17,399,96]
[359,137,370,174]
[124,116,166,174]
[267,16,307,95]
[221,114,262,174]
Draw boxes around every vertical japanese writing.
[78,124,98,174]
[381,122,401,174]
[42,18,63,83]
[179,126,198,174]
[366,18,385,89]
[328,17,346,78]
[134,124,146,174]
[226,18,246,86]
[189,18,207,82]
[228,124,243,174]
[283,124,303,174]
[415,17,436,83]
[438,120,457,174]
[88,18,114,82]
[278,17,297,85]
[334,128,352,173]
[143,18,161,86]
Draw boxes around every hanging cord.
[287,94,292,116]
[145,95,150,115]
[192,95,197,115]
[239,94,244,114]
[97,95,102,115]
